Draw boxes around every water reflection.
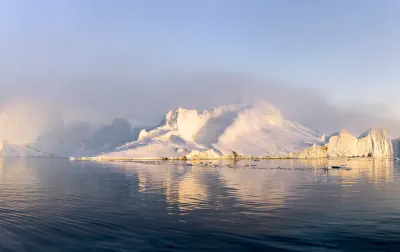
[114,158,396,216]
[0,158,38,185]
[133,164,211,213]
[324,159,394,188]
[0,158,400,251]
[218,168,287,211]
[0,159,400,252]
[175,171,208,212]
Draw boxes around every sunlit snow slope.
[98,102,322,159]
[0,100,397,159]
[326,128,393,158]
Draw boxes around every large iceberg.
[0,100,398,159]
[97,102,322,159]
[97,103,397,160]
[326,128,393,158]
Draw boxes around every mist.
[1,69,400,138]
[2,0,400,148]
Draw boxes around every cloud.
[1,67,400,138]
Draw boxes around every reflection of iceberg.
[216,159,327,210]
[132,164,210,212]
[108,158,396,221]
[162,167,210,213]
[0,158,4,183]
[175,173,208,212]
[135,165,170,192]
[326,159,393,186]
[123,159,334,213]
[218,168,286,210]
[0,158,39,189]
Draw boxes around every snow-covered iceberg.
[292,144,328,159]
[0,100,398,160]
[95,104,397,160]
[326,128,392,158]
[96,102,322,159]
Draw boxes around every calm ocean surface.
[0,158,399,252]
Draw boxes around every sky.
[1,0,400,134]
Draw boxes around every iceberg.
[96,102,322,160]
[292,144,328,159]
[326,128,393,158]
[96,104,397,160]
[0,100,398,160]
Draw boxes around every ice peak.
[98,101,321,159]
[338,129,352,136]
[359,128,388,139]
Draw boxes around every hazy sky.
[1,0,400,133]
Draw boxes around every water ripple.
[0,158,400,251]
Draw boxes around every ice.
[0,100,397,159]
[326,128,393,158]
[96,102,322,160]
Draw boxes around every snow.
[326,130,360,157]
[212,103,320,156]
[293,144,327,159]
[96,102,322,160]
[185,149,221,160]
[0,100,397,159]
[95,103,396,160]
[326,128,393,158]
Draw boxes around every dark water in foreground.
[0,158,400,252]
